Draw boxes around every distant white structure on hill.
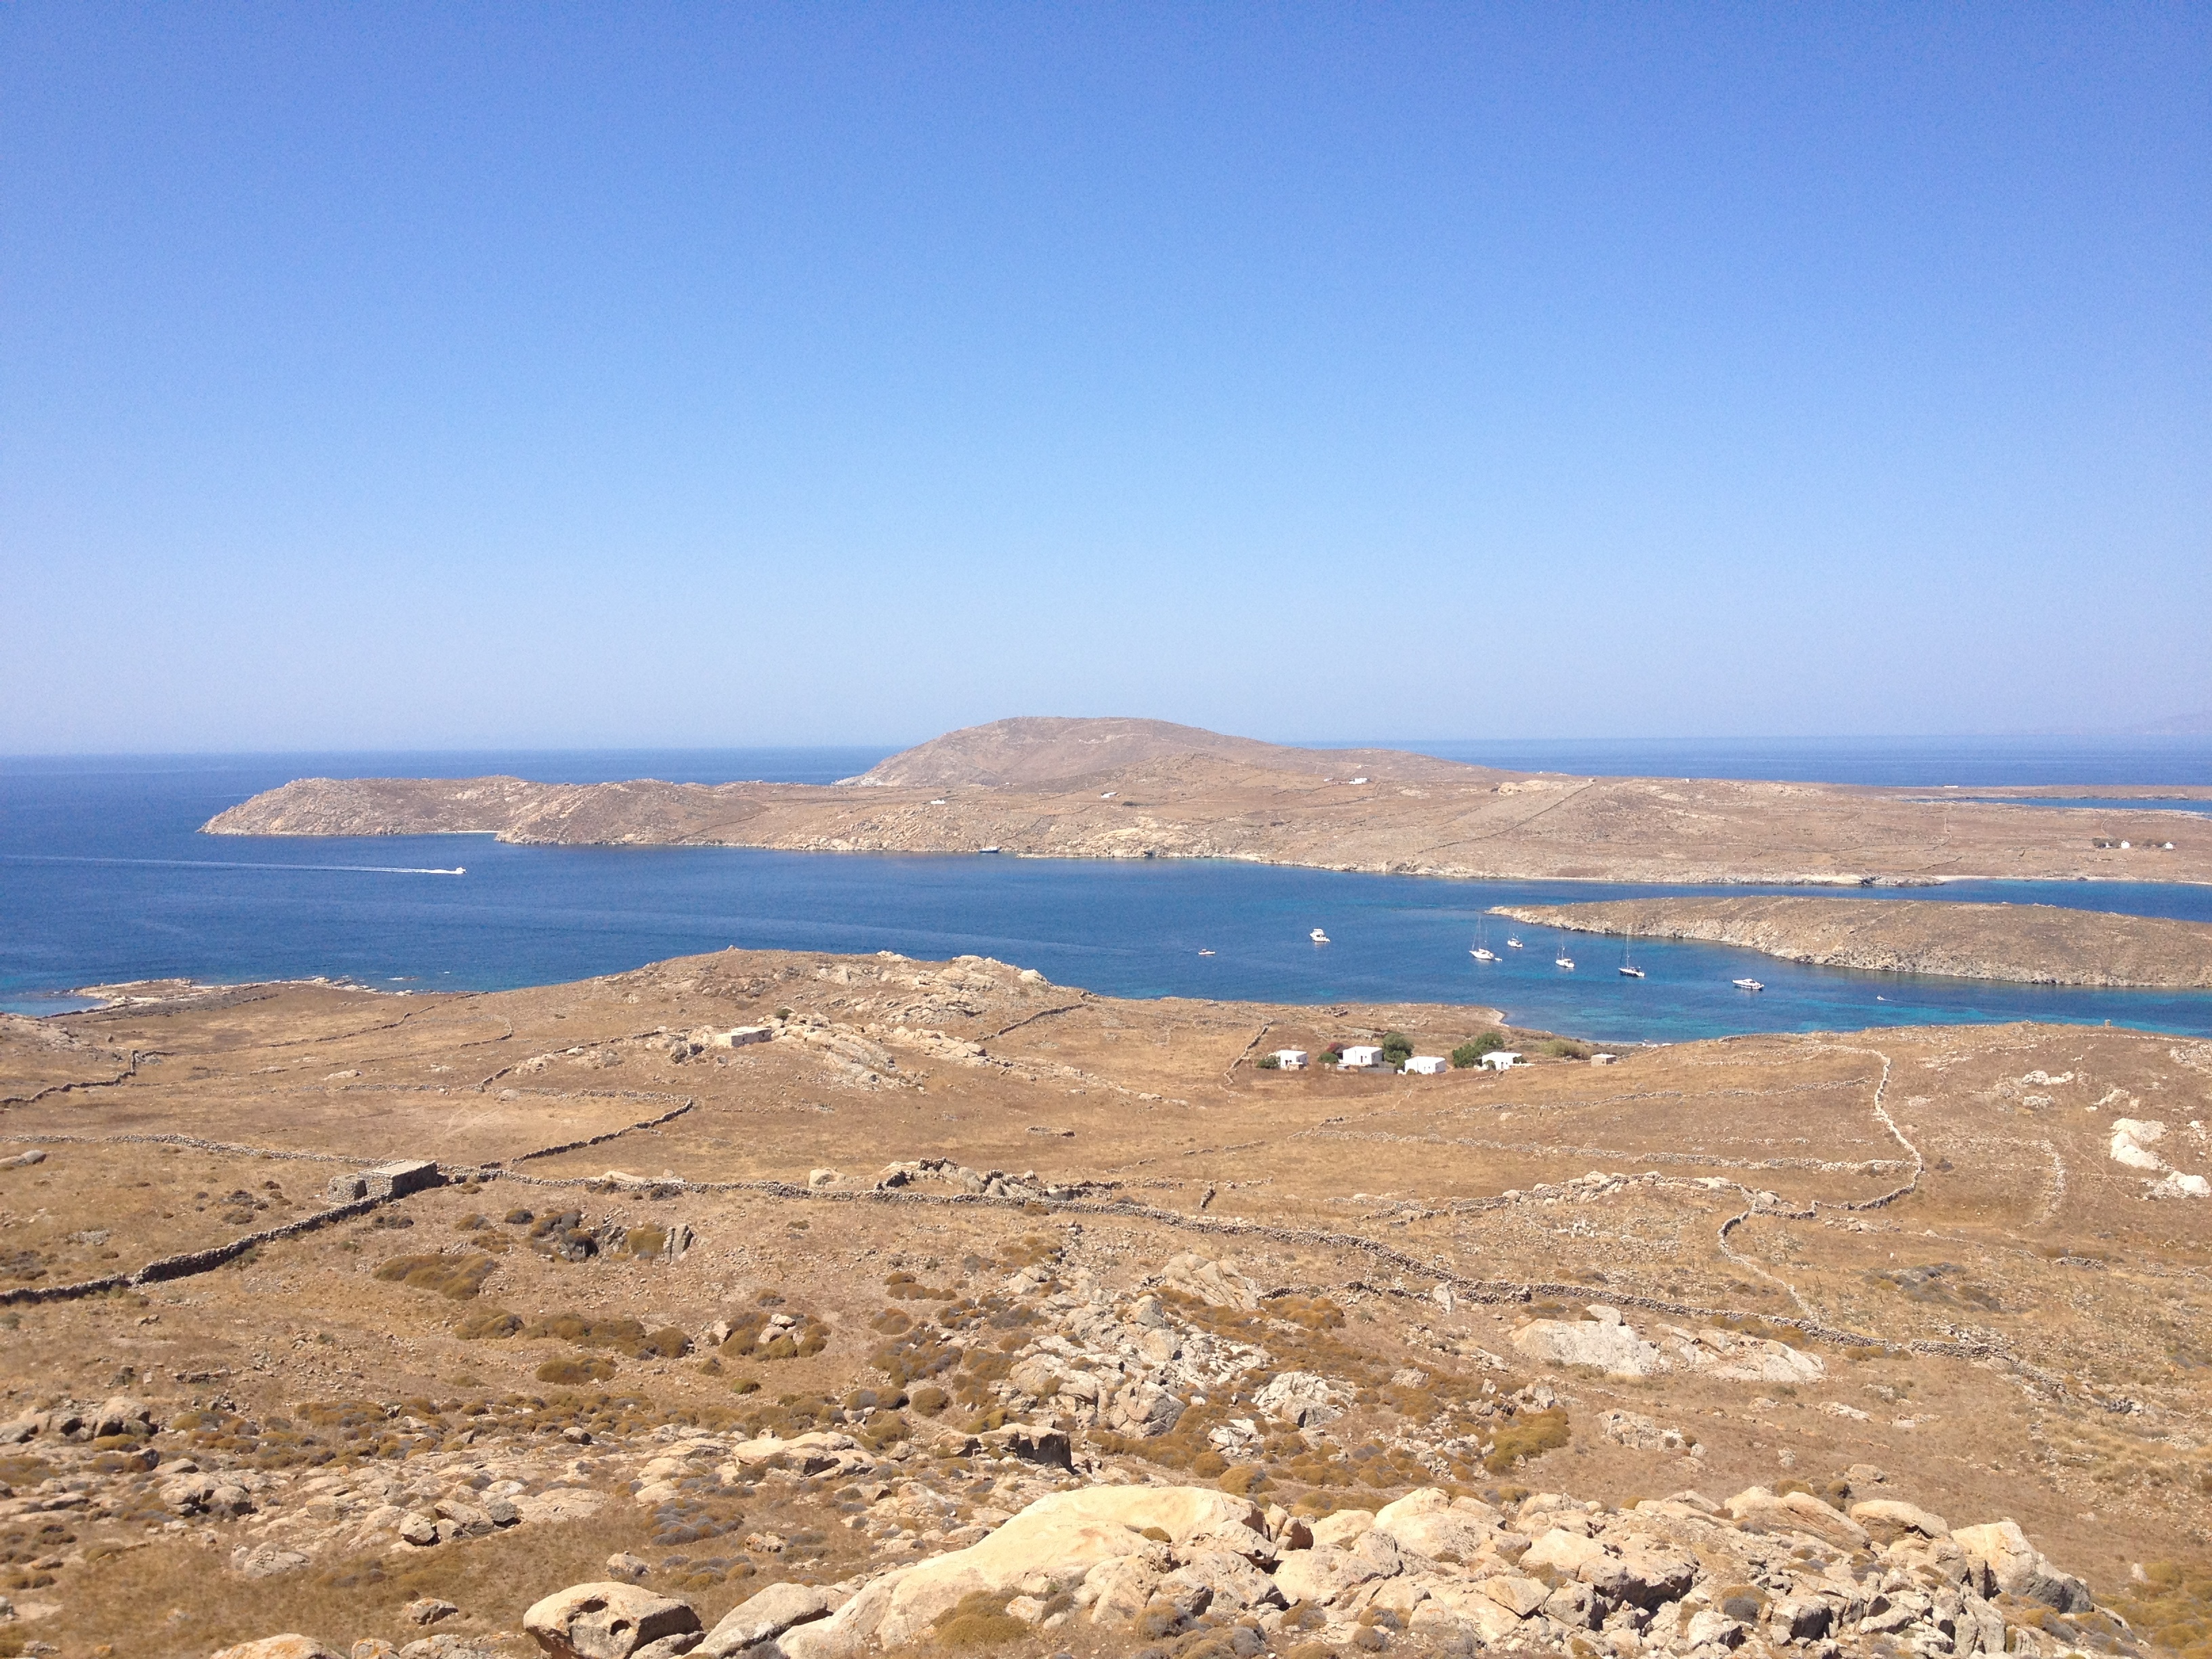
[1402,1055,1447,1076]
[1479,1050,1520,1071]
[1269,1049,1308,1069]
[1339,1044,1385,1069]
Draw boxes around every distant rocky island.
[1494,896,2212,989]
[203,715,2211,888]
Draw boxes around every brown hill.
[1496,895,2212,988]
[844,715,1481,788]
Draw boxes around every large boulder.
[1951,1521,2091,1612]
[523,1582,702,1658]
[699,1584,830,1658]
[208,1641,344,1659]
[1723,1487,1870,1551]
[1273,1543,1395,1607]
[1372,1489,1500,1561]
[784,1486,1268,1657]
[1111,1382,1186,1438]
[1158,1251,1261,1311]
[1850,1498,1950,1545]
[1511,1317,1668,1377]
[91,1395,157,1438]
[1252,1370,1351,1428]
[1523,1526,1696,1610]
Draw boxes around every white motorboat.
[1310,928,1330,944]
[1734,978,1765,991]
[979,845,1001,854]
[1197,949,1215,956]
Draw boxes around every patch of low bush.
[372,1252,497,1299]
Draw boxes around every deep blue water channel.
[3,745,2209,1044]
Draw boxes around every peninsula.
[202,716,2212,887]
[1495,896,2212,988]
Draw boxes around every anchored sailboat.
[1618,922,1644,978]
[1555,931,1575,970]
[1471,917,1497,962]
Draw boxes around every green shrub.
[1380,1032,1414,1065]
[1452,1031,1508,1067]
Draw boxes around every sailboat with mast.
[1554,931,1575,970]
[1618,921,1645,977]
[1471,916,1497,962]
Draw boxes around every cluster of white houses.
[1268,1045,1519,1075]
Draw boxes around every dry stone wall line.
[979,1002,1090,1042]
[1225,1021,1275,1082]
[505,1096,697,1164]
[1294,1126,1910,1176]
[0,1047,158,1107]
[0,1195,386,1307]
[0,1130,369,1165]
[1823,1048,1924,1212]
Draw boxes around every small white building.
[1479,1050,1521,1072]
[1401,1055,1448,1076]
[1590,1052,1618,1066]
[1339,1044,1386,1069]
[1270,1049,1309,1069]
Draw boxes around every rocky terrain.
[199,718,2212,888]
[2,947,2209,1659]
[1492,901,2212,990]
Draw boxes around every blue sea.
[3,741,2210,1044]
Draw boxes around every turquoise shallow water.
[3,748,2209,1043]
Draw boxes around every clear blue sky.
[4,3,2207,752]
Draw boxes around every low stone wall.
[0,1195,385,1307]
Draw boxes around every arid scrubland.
[2,947,2209,1659]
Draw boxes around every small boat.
[1734,978,1765,991]
[1197,949,1215,957]
[1471,947,1497,962]
[1471,918,1496,961]
[1618,922,1643,977]
[979,845,1001,855]
[1310,928,1330,944]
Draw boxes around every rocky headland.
[1491,898,2212,989]
[199,718,2212,888]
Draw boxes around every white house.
[1270,1049,1309,1069]
[1402,1055,1448,1076]
[1479,1050,1521,1072]
[1590,1052,1618,1066]
[1340,1044,1386,1069]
